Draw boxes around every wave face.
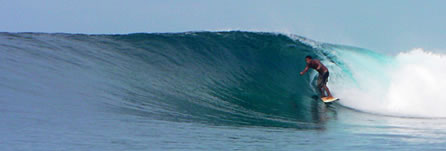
[1,31,445,129]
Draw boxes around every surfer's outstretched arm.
[300,66,309,75]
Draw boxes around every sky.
[1,0,446,54]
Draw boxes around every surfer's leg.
[323,85,332,98]
[322,72,332,98]
[319,86,326,97]
[317,75,326,97]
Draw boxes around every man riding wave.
[300,56,333,99]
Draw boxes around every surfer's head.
[305,56,312,63]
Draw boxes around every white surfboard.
[321,97,339,103]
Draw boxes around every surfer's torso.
[307,59,328,74]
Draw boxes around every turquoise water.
[1,31,446,150]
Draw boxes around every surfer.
[300,56,333,99]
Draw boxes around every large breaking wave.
[1,31,445,129]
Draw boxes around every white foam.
[334,49,446,117]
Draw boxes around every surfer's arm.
[300,66,309,75]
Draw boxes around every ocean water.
[2,31,446,150]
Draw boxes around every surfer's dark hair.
[305,56,312,59]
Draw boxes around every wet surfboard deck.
[321,97,339,103]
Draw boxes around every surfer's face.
[305,58,311,64]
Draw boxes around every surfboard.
[321,97,339,103]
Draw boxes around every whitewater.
[331,48,446,117]
[2,31,446,150]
